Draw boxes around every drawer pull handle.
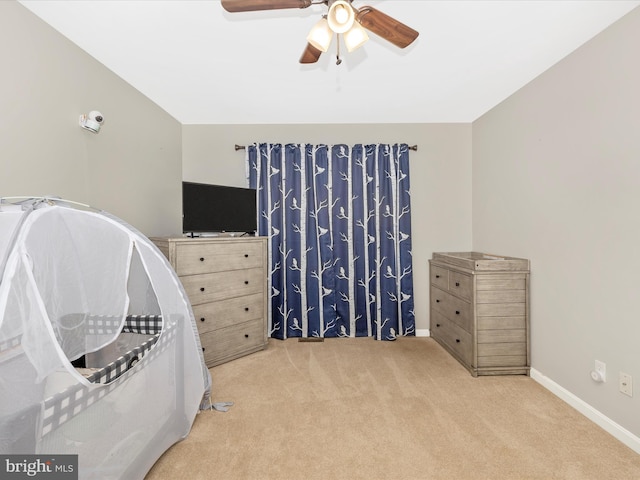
[200,317,205,322]
[200,287,205,292]
[436,323,441,327]
[245,307,249,311]
[436,299,440,303]
[244,280,249,285]
[202,347,205,352]
[456,339,461,343]
[200,257,205,262]
[244,334,249,338]
[455,282,460,287]
[435,274,440,278]
[244,254,249,258]
[455,310,460,315]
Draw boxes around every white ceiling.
[19,0,640,124]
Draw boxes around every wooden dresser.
[151,236,268,367]
[429,252,530,376]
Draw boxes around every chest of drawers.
[151,236,268,367]
[429,252,530,376]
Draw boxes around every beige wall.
[0,1,182,236]
[473,7,640,437]
[182,123,473,331]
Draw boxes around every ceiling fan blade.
[356,6,419,49]
[299,43,322,64]
[221,0,312,13]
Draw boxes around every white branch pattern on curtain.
[248,143,414,340]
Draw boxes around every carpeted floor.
[146,337,640,480]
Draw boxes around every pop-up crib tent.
[0,197,212,479]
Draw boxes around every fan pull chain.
[336,33,342,65]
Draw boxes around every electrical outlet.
[595,360,606,382]
[620,372,633,397]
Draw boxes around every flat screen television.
[182,181,257,235]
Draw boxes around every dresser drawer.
[445,320,473,366]
[430,310,448,342]
[192,292,264,334]
[430,265,449,290]
[449,271,472,301]
[431,286,472,332]
[200,319,266,366]
[181,267,264,305]
[175,241,264,276]
[431,311,472,366]
[431,286,449,317]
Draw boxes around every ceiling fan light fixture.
[327,0,355,34]
[306,16,333,52]
[221,0,419,65]
[343,21,369,52]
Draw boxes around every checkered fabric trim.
[1,315,162,354]
[84,334,159,384]
[85,316,121,335]
[85,314,163,335]
[122,314,162,335]
[41,323,177,437]
[0,334,22,354]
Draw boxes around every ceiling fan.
[220,0,419,64]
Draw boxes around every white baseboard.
[415,329,430,337]
[530,368,640,454]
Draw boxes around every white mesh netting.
[0,199,211,479]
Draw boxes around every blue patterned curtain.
[248,143,414,341]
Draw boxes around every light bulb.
[344,22,369,52]
[307,17,333,52]
[327,0,355,33]
[335,5,348,24]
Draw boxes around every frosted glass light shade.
[327,0,355,34]
[343,22,369,52]
[307,17,333,52]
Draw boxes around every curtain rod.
[235,144,418,151]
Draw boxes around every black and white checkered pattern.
[2,315,162,358]
[84,314,163,336]
[41,321,177,437]
[122,314,162,335]
[85,316,121,335]
[0,334,21,354]
[84,334,159,384]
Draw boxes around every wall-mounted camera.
[79,110,105,134]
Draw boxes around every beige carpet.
[146,337,640,480]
